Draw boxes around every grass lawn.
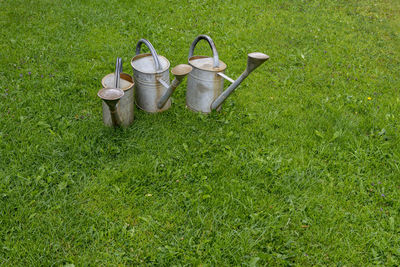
[1,0,400,265]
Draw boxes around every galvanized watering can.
[131,39,192,113]
[98,58,134,127]
[186,35,269,113]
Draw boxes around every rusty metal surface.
[188,56,226,72]
[102,73,134,90]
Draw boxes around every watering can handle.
[114,57,122,89]
[188,35,219,68]
[135,39,162,71]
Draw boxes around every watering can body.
[186,35,269,113]
[130,39,192,113]
[99,58,134,127]
[186,56,227,113]
[131,52,171,112]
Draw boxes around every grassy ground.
[1,0,400,265]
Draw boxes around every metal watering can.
[186,35,269,113]
[131,39,192,113]
[98,58,134,127]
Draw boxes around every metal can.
[131,39,171,113]
[186,35,227,113]
[101,72,134,126]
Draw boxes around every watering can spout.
[98,57,125,127]
[157,64,192,109]
[245,52,270,74]
[98,88,124,127]
[210,52,269,111]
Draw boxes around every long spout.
[157,64,192,109]
[210,52,269,111]
[98,88,124,127]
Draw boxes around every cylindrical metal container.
[131,39,171,113]
[186,35,227,113]
[101,72,134,127]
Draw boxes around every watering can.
[98,58,133,127]
[130,39,192,113]
[186,35,269,113]
[100,57,135,127]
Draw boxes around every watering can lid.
[131,53,170,74]
[189,56,226,72]
[101,73,134,91]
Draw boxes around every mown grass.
[1,0,400,265]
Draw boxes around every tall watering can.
[131,39,192,113]
[99,58,134,127]
[186,35,269,113]
[98,58,131,127]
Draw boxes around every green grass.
[1,0,400,265]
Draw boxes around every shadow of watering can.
[186,35,269,113]
[98,58,129,127]
[130,39,192,113]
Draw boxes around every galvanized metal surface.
[114,57,122,89]
[188,35,220,68]
[131,39,188,113]
[188,56,226,72]
[97,87,124,127]
[211,52,270,110]
[217,72,234,83]
[133,69,171,112]
[102,73,133,89]
[157,64,192,109]
[131,53,170,74]
[101,72,134,127]
[186,60,224,113]
[186,34,269,113]
[135,39,163,72]
[186,35,226,113]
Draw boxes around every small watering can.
[98,58,134,127]
[130,39,192,113]
[186,35,269,113]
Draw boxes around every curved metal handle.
[188,34,219,68]
[135,39,162,71]
[114,57,122,89]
